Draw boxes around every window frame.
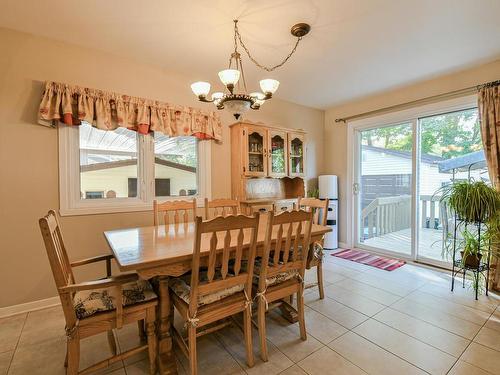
[345,94,478,261]
[58,124,211,216]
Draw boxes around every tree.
[361,109,481,159]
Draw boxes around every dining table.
[104,213,331,374]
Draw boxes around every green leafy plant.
[437,180,500,223]
[436,179,500,294]
[307,188,319,199]
[458,227,487,268]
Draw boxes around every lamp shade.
[249,92,265,100]
[218,69,240,86]
[211,92,224,105]
[191,81,211,97]
[259,79,280,95]
[250,92,266,106]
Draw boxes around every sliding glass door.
[357,123,413,256]
[417,108,487,265]
[353,102,489,267]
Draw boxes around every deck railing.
[361,195,411,239]
[362,194,444,239]
[419,194,443,229]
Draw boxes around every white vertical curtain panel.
[38,81,223,141]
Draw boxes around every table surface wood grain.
[105,215,331,272]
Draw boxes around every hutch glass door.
[288,134,305,177]
[245,128,267,176]
[269,131,287,177]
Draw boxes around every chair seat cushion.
[312,242,324,259]
[169,271,244,307]
[307,242,324,268]
[73,279,157,319]
[252,258,299,287]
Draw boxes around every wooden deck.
[361,227,446,261]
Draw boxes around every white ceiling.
[1,0,499,109]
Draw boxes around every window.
[154,135,198,197]
[59,123,211,215]
[79,124,138,199]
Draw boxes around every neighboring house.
[80,157,197,198]
[361,145,487,209]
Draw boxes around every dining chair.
[39,210,158,375]
[255,210,313,361]
[169,214,259,375]
[153,198,197,228]
[204,198,240,219]
[297,197,329,299]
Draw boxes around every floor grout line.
[297,329,369,375]
[3,260,499,375]
[6,312,28,375]
[445,304,497,375]
[394,293,489,328]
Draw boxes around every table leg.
[156,276,178,374]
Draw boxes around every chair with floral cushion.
[297,197,329,299]
[254,209,313,362]
[169,214,259,375]
[39,210,158,375]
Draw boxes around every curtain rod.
[334,79,500,123]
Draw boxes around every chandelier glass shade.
[191,20,310,119]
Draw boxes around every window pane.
[79,123,138,199]
[359,123,413,255]
[154,134,198,197]
[418,108,488,262]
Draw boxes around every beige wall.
[324,59,500,244]
[0,27,324,307]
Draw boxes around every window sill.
[59,197,206,217]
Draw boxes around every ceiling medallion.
[191,20,311,119]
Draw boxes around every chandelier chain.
[233,20,302,72]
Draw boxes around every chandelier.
[191,20,310,119]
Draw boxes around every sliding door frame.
[346,94,478,265]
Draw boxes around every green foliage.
[459,227,488,263]
[437,180,500,223]
[438,180,500,293]
[271,150,285,173]
[361,109,481,159]
[307,189,319,199]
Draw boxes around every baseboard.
[339,242,349,249]
[0,296,60,318]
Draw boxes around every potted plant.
[437,179,500,278]
[458,227,486,268]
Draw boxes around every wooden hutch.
[230,120,306,214]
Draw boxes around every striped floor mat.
[332,249,405,271]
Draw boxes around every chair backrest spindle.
[204,198,240,220]
[258,210,314,292]
[153,199,197,229]
[297,197,329,226]
[189,214,259,316]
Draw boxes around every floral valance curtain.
[38,81,222,141]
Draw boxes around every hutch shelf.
[230,121,306,214]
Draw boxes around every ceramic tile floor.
[2,252,500,375]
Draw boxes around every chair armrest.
[59,273,138,294]
[70,254,114,267]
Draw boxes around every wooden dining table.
[104,213,331,374]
